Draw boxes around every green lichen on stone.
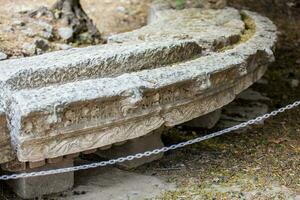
[175,0,186,9]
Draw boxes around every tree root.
[51,0,101,43]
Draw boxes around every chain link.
[0,100,299,180]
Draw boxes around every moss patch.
[219,12,256,52]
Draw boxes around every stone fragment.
[237,89,270,101]
[22,42,37,55]
[96,131,164,169]
[116,6,126,13]
[34,38,49,51]
[36,40,49,51]
[0,7,277,165]
[184,109,222,129]
[12,20,25,26]
[58,27,74,40]
[65,153,80,159]
[29,160,46,168]
[0,52,8,60]
[47,156,63,164]
[21,27,35,37]
[37,21,53,39]
[82,149,97,155]
[56,43,73,50]
[0,105,14,164]
[289,79,299,88]
[217,89,271,129]
[6,160,74,199]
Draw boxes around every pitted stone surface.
[0,41,202,90]
[0,6,277,164]
[109,7,244,51]
[0,104,14,163]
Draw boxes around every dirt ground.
[0,0,151,57]
[0,0,299,199]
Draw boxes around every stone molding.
[0,6,277,163]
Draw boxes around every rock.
[41,31,53,39]
[34,38,49,51]
[0,7,277,165]
[256,78,269,85]
[290,79,299,88]
[3,26,14,33]
[22,39,49,55]
[12,20,25,26]
[237,89,270,101]
[58,27,74,40]
[56,43,73,50]
[78,32,92,42]
[21,27,35,37]
[37,21,53,39]
[116,6,126,13]
[218,102,269,129]
[22,42,37,55]
[217,89,271,130]
[96,131,164,169]
[184,109,222,129]
[0,52,8,60]
[6,160,74,199]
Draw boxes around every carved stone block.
[184,109,222,129]
[6,159,74,199]
[0,4,277,167]
[96,130,164,169]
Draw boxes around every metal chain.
[0,100,299,180]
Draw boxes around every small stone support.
[96,130,164,169]
[184,109,222,129]
[6,159,74,199]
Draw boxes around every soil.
[0,0,299,199]
[0,0,151,57]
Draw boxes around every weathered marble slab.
[0,104,14,163]
[0,7,277,163]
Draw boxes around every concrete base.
[6,159,74,199]
[184,109,222,129]
[96,131,164,169]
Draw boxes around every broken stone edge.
[0,10,277,163]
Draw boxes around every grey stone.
[41,31,52,39]
[0,104,14,164]
[96,131,164,169]
[21,27,35,37]
[289,79,299,88]
[0,7,277,164]
[56,43,73,50]
[12,20,25,26]
[58,27,74,40]
[22,42,37,55]
[3,26,14,33]
[6,159,74,199]
[184,109,221,129]
[237,89,270,101]
[116,6,127,13]
[34,38,49,51]
[0,52,8,60]
[217,89,270,129]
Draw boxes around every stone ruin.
[0,1,277,198]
